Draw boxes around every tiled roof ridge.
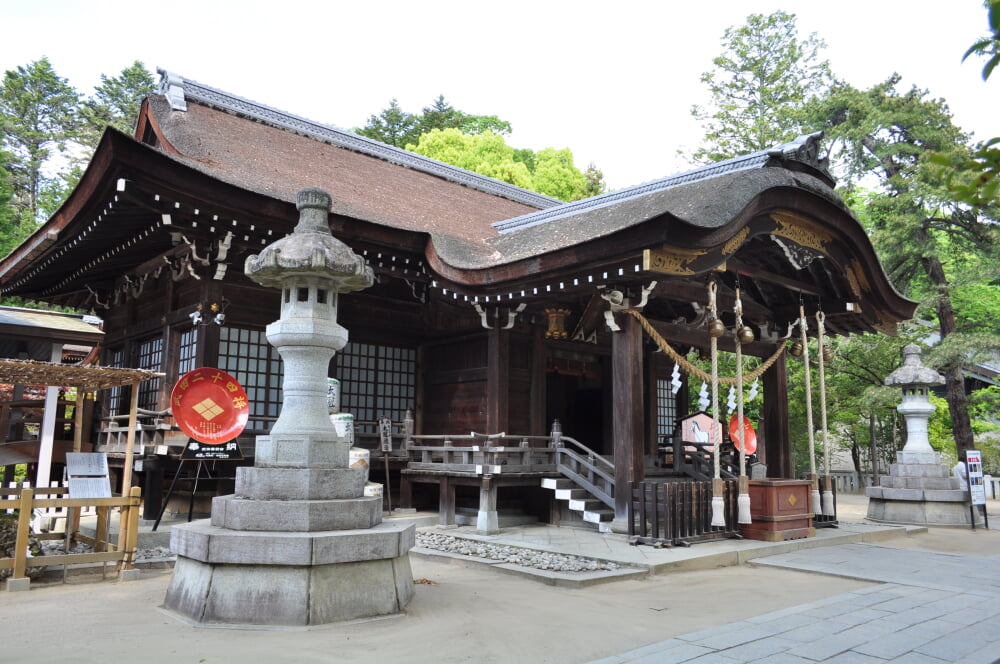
[155,69,561,211]
[492,132,831,235]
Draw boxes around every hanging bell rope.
[621,309,786,385]
[734,287,752,525]
[707,281,726,527]
[817,310,835,517]
[799,304,821,516]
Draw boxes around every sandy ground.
[1,495,997,664]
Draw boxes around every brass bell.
[789,341,803,357]
[708,319,726,338]
[737,325,755,344]
[822,344,835,362]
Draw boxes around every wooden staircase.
[541,477,615,532]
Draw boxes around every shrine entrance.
[545,351,609,455]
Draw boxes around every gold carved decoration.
[722,227,750,257]
[643,245,709,275]
[769,211,833,256]
[845,257,871,298]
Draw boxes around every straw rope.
[621,309,786,386]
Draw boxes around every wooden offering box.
[740,479,815,541]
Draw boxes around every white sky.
[2,0,997,189]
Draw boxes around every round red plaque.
[728,414,758,455]
[170,368,249,444]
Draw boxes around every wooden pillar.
[438,476,455,527]
[763,348,792,479]
[486,327,509,434]
[530,326,546,435]
[612,313,644,527]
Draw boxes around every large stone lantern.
[886,344,945,465]
[866,344,980,526]
[164,189,415,626]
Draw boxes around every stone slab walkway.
[587,543,1000,663]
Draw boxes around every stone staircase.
[541,477,614,533]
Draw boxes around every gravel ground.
[416,531,624,573]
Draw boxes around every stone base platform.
[866,495,983,527]
[865,450,982,527]
[163,520,415,626]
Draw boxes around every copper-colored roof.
[145,96,542,247]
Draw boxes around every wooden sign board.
[678,412,723,447]
[65,452,112,499]
[379,417,393,453]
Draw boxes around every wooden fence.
[1,486,142,588]
[627,479,741,546]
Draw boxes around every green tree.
[806,76,1000,460]
[690,10,834,162]
[934,0,1000,208]
[78,61,155,150]
[357,98,419,147]
[0,57,80,225]
[582,162,608,198]
[532,147,588,201]
[408,128,534,189]
[416,95,512,137]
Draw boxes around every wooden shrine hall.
[0,70,916,533]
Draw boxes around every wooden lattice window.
[177,327,199,375]
[217,327,283,431]
[106,348,125,416]
[656,377,678,442]
[334,342,415,431]
[135,336,163,411]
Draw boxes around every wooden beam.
[727,258,823,296]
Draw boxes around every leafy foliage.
[933,1,1000,208]
[0,57,80,226]
[358,96,604,201]
[78,60,156,150]
[689,11,834,162]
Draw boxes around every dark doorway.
[546,371,608,455]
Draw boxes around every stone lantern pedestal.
[163,189,414,626]
[866,344,981,526]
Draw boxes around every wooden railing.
[553,436,615,508]
[628,479,741,546]
[1,486,142,587]
[405,432,558,474]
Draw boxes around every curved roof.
[0,71,917,336]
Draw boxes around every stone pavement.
[587,542,1000,663]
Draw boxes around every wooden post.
[121,380,140,493]
[530,326,546,435]
[119,486,142,572]
[612,313,644,528]
[71,386,87,538]
[438,476,455,527]
[12,488,33,580]
[486,327,509,434]
[762,348,792,478]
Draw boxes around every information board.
[966,449,987,506]
[65,452,112,499]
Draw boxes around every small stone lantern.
[884,344,945,465]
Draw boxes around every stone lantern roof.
[245,188,373,292]
[884,344,945,387]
